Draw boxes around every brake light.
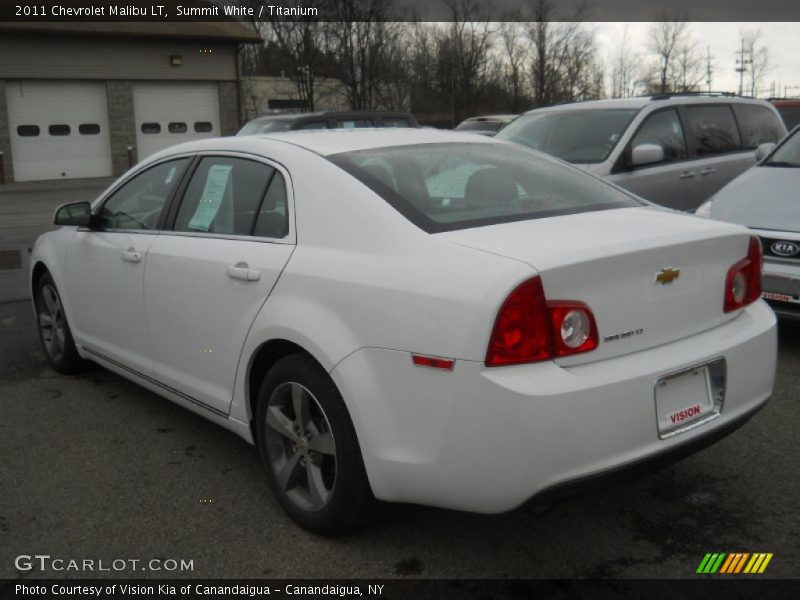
[724,236,762,312]
[485,277,598,367]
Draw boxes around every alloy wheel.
[264,382,337,512]
[39,284,66,362]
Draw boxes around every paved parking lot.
[1,292,798,579]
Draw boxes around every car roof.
[522,95,777,115]
[148,129,500,161]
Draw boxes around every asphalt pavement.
[1,296,798,579]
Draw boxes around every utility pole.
[735,38,752,97]
[705,46,713,93]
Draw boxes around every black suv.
[237,111,420,135]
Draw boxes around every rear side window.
[173,157,275,236]
[382,118,411,128]
[629,109,687,162]
[298,121,328,130]
[337,119,373,129]
[735,104,784,148]
[685,105,742,156]
[329,142,642,233]
[252,172,289,238]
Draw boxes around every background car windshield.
[238,120,293,135]
[329,143,642,233]
[495,109,638,163]
[765,129,800,167]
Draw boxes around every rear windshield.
[328,142,642,233]
[237,120,293,135]
[495,108,639,163]
[764,128,800,167]
[455,121,506,132]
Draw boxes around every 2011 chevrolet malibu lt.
[30,129,777,535]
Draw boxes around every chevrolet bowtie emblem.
[655,267,681,285]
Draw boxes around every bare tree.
[610,24,642,98]
[648,14,704,94]
[525,0,602,106]
[498,19,528,112]
[741,30,773,97]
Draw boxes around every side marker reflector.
[412,354,455,370]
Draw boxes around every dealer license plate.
[655,365,717,439]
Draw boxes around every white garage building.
[0,22,260,183]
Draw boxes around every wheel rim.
[265,382,337,512]
[39,284,66,362]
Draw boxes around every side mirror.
[54,201,93,227]
[755,142,776,161]
[630,144,665,167]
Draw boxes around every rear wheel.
[255,354,374,535]
[35,272,83,374]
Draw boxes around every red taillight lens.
[724,236,762,312]
[485,277,553,366]
[485,277,598,366]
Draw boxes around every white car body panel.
[30,129,778,514]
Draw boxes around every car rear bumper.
[331,300,776,513]
[763,260,800,320]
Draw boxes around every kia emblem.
[771,241,800,257]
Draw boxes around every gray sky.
[595,22,800,97]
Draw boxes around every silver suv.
[495,93,786,211]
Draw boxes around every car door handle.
[226,262,261,282]
[121,248,142,263]
[700,167,717,176]
[679,171,696,180]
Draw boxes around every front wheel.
[255,354,374,535]
[35,272,83,374]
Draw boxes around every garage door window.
[194,122,213,133]
[16,125,40,137]
[49,125,71,136]
[79,124,101,135]
[98,158,189,231]
[141,123,161,134]
[169,122,188,134]
[173,157,276,236]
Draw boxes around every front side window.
[495,108,639,163]
[685,105,742,156]
[173,157,276,236]
[629,109,687,163]
[329,143,642,233]
[98,158,189,230]
[735,104,784,148]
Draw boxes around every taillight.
[724,236,762,313]
[485,276,598,367]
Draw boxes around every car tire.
[35,272,83,374]
[255,353,375,535]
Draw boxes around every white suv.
[496,93,786,211]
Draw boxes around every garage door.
[6,81,112,182]
[133,82,220,161]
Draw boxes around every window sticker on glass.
[187,165,233,232]
[164,166,178,185]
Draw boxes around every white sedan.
[31,129,776,535]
